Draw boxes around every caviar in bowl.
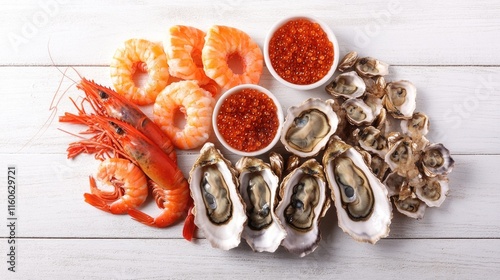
[264,15,340,90]
[212,84,284,157]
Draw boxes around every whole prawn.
[60,78,177,163]
[62,99,196,240]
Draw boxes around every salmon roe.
[216,89,279,152]
[268,19,334,85]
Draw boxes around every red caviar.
[216,89,279,152]
[268,18,334,85]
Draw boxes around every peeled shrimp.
[84,158,148,214]
[153,80,215,150]
[110,38,169,105]
[202,25,263,90]
[164,25,211,85]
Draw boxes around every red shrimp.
[59,78,177,163]
[63,114,196,241]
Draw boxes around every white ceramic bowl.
[264,15,340,90]
[212,84,284,157]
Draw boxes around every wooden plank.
[0,65,499,155]
[0,237,498,278]
[1,1,500,66]
[0,153,498,239]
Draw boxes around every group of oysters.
[187,51,455,257]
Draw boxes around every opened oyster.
[383,80,417,119]
[325,71,366,99]
[235,157,286,253]
[415,176,449,207]
[281,98,339,158]
[355,57,389,78]
[354,126,388,157]
[421,143,455,177]
[342,98,377,126]
[323,137,392,244]
[275,159,330,257]
[188,142,247,250]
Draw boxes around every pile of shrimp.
[110,25,264,150]
[59,25,263,241]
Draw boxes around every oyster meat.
[323,137,392,244]
[235,157,286,253]
[281,98,339,158]
[392,196,427,219]
[325,71,366,99]
[421,143,455,177]
[383,80,417,119]
[355,57,389,78]
[188,142,247,250]
[275,159,330,257]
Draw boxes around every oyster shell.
[383,80,417,119]
[420,143,455,177]
[325,71,366,99]
[392,196,426,219]
[385,135,417,177]
[269,151,284,182]
[355,126,388,157]
[235,157,286,253]
[342,98,376,126]
[188,142,247,250]
[370,154,390,181]
[365,76,387,98]
[401,112,429,139]
[355,57,389,78]
[383,171,407,197]
[275,159,330,257]
[322,137,392,244]
[415,176,449,207]
[281,98,339,158]
[338,51,358,72]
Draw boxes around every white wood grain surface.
[1,1,499,279]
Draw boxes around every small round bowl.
[212,84,284,157]
[264,15,340,90]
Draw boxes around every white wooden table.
[1,1,499,279]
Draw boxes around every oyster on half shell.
[342,98,377,126]
[392,196,427,219]
[235,157,286,253]
[420,143,455,177]
[323,137,392,244]
[355,57,389,78]
[188,142,247,250]
[275,159,330,257]
[415,176,449,207]
[383,80,417,119]
[281,98,339,158]
[325,71,366,99]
